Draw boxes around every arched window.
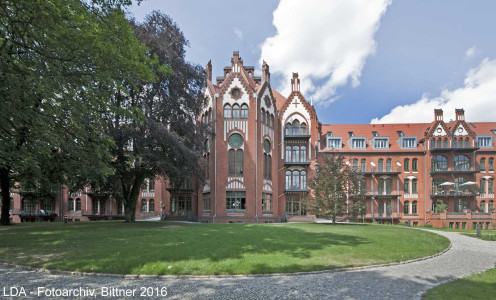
[285,123,291,135]
[465,137,469,148]
[292,146,299,162]
[404,201,410,214]
[481,200,486,213]
[292,171,300,189]
[404,179,410,193]
[353,158,358,171]
[489,200,494,212]
[412,158,418,171]
[241,104,248,118]
[301,146,307,162]
[432,155,448,171]
[386,178,392,194]
[149,199,154,212]
[454,155,470,171]
[458,137,463,148]
[285,171,291,189]
[9,197,14,211]
[481,158,486,171]
[412,178,418,193]
[232,104,240,118]
[229,149,235,175]
[378,178,384,194]
[261,108,265,123]
[236,149,243,176]
[68,198,74,211]
[361,159,366,172]
[412,201,418,214]
[443,138,448,148]
[76,198,81,211]
[141,199,147,212]
[437,138,442,148]
[480,178,486,194]
[301,171,307,189]
[404,158,410,171]
[292,120,300,135]
[301,123,307,135]
[386,158,392,172]
[224,104,231,119]
[270,114,274,128]
[489,178,494,193]
[266,111,270,126]
[489,158,494,171]
[431,138,436,149]
[285,146,291,162]
[378,159,384,172]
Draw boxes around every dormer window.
[372,131,378,137]
[327,132,332,137]
[348,132,354,137]
[400,137,417,149]
[327,137,342,149]
[491,129,496,135]
[397,131,404,137]
[350,137,366,149]
[373,138,389,149]
[477,136,493,148]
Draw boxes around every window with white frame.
[477,136,493,148]
[327,137,342,149]
[350,137,366,149]
[401,137,417,149]
[373,138,389,149]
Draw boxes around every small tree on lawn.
[309,154,365,224]
[352,200,367,223]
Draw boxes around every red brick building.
[5,51,496,228]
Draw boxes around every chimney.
[455,108,465,121]
[262,60,270,84]
[206,60,212,82]
[291,73,300,92]
[434,109,443,121]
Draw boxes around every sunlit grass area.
[423,226,496,241]
[0,222,449,275]
[423,267,496,300]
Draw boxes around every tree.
[0,0,155,225]
[309,154,365,224]
[352,200,367,222]
[107,11,209,222]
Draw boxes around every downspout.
[255,93,259,223]
[85,186,88,215]
[213,93,218,224]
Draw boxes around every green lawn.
[0,222,449,275]
[422,226,496,241]
[423,267,496,300]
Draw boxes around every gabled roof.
[272,88,287,110]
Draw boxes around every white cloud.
[465,46,477,59]
[371,58,496,124]
[260,0,392,104]
[234,28,243,40]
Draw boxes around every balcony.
[141,191,155,198]
[284,187,309,194]
[284,160,311,166]
[480,193,495,198]
[430,146,479,153]
[430,168,479,175]
[361,166,402,175]
[430,189,479,197]
[284,134,311,140]
[362,192,400,198]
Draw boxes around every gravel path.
[1,229,495,299]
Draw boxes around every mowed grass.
[0,222,449,275]
[423,267,496,300]
[423,226,496,241]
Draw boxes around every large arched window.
[285,171,291,189]
[228,149,244,176]
[285,146,291,162]
[292,120,300,135]
[301,123,307,135]
[292,146,299,162]
[454,155,470,171]
[292,171,300,189]
[432,155,448,171]
[301,146,307,162]
[285,123,291,135]
[241,104,248,118]
[224,104,231,119]
[232,104,240,118]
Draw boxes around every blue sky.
[129,1,496,125]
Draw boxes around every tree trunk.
[124,199,137,223]
[0,167,11,225]
[122,175,145,223]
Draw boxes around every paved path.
[1,230,495,299]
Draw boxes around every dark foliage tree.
[107,11,209,222]
[0,0,155,225]
[309,154,365,224]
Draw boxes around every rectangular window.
[477,136,493,148]
[262,193,272,211]
[373,138,389,149]
[401,137,417,149]
[350,138,366,149]
[203,193,211,211]
[286,197,292,214]
[226,191,246,210]
[327,138,342,149]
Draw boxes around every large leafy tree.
[309,154,365,224]
[0,0,155,225]
[107,11,208,222]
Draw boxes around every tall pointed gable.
[204,60,219,98]
[219,51,257,97]
[255,61,278,110]
[280,73,317,122]
[426,109,450,137]
[450,109,476,137]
